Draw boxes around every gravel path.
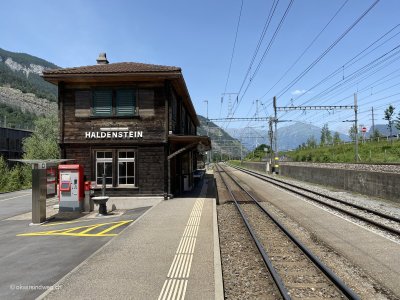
[218,203,281,299]
[241,203,344,299]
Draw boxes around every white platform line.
[158,199,205,300]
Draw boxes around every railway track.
[227,163,400,237]
[215,163,359,300]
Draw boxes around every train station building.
[42,53,210,197]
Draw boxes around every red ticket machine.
[58,164,84,212]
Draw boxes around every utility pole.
[255,100,259,148]
[371,107,375,133]
[204,100,210,165]
[273,96,279,173]
[268,117,273,173]
[221,92,239,118]
[354,93,359,162]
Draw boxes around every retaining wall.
[240,162,400,202]
[240,161,267,173]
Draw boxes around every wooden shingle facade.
[42,54,210,197]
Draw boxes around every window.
[93,90,113,116]
[92,89,137,117]
[95,150,136,187]
[116,90,136,116]
[118,151,135,186]
[96,151,113,185]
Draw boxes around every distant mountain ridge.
[0,48,59,102]
[197,115,247,159]
[227,122,350,151]
[0,48,59,128]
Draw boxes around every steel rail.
[231,164,400,223]
[215,164,291,300]
[228,163,400,236]
[219,163,360,300]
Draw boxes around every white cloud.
[291,89,306,96]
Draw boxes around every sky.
[1,0,400,136]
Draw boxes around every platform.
[38,177,223,300]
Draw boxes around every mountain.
[367,124,399,137]
[227,122,350,151]
[0,48,58,128]
[0,48,58,101]
[197,115,247,159]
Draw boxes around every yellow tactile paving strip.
[157,198,205,300]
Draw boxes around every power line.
[293,22,400,105]
[281,39,400,122]
[276,0,381,99]
[260,0,349,100]
[230,0,295,124]
[223,0,244,96]
[236,0,280,97]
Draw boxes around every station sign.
[85,131,143,139]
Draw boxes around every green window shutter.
[93,90,112,116]
[116,90,136,116]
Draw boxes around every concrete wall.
[240,161,267,174]
[279,164,400,202]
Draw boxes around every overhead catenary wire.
[293,23,400,105]
[275,0,381,99]
[260,0,349,101]
[232,0,295,118]
[279,34,400,123]
[220,0,244,119]
[222,0,281,129]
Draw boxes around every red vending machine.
[58,164,84,212]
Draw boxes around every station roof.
[42,60,199,126]
[42,62,181,75]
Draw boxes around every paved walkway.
[39,178,222,300]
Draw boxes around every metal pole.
[204,100,209,166]
[371,106,375,134]
[31,164,47,224]
[273,96,279,173]
[240,141,243,162]
[354,93,359,162]
[102,173,106,196]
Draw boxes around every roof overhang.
[168,135,211,150]
[167,135,211,160]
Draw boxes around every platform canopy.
[168,135,211,160]
[9,159,75,168]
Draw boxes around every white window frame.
[117,150,136,187]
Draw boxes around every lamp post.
[204,100,210,165]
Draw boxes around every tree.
[395,110,400,132]
[306,136,317,148]
[333,132,341,144]
[320,124,332,145]
[370,128,381,141]
[348,124,357,141]
[383,104,395,139]
[245,144,269,161]
[22,115,60,159]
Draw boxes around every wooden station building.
[42,53,210,197]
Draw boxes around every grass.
[284,139,400,163]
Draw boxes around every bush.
[0,157,31,193]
